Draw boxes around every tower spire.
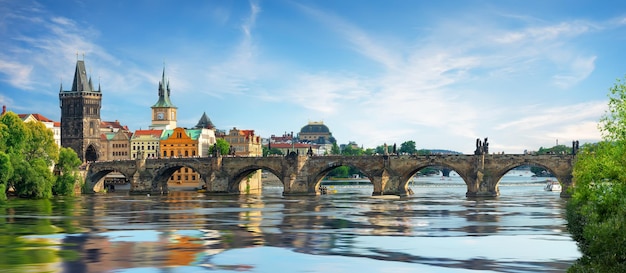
[151,65,176,108]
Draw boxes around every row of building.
[3,59,340,189]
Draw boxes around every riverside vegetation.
[566,75,626,272]
[0,112,82,201]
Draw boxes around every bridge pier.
[465,155,500,197]
[557,174,573,198]
[282,155,318,196]
[465,168,500,197]
[371,169,412,197]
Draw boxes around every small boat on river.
[544,180,562,192]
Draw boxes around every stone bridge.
[85,153,574,197]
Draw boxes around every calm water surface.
[0,174,580,273]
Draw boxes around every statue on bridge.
[572,140,580,155]
[474,137,489,155]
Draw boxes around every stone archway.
[86,144,98,162]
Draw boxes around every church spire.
[152,65,176,108]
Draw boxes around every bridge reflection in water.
[86,153,573,197]
[10,187,577,272]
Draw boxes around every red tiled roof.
[132,129,163,138]
[18,113,55,123]
[101,120,129,131]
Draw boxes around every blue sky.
[1,0,625,154]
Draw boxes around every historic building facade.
[222,127,262,157]
[160,127,200,187]
[59,60,102,162]
[130,129,163,159]
[100,130,131,161]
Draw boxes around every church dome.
[300,123,330,134]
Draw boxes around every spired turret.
[150,66,178,130]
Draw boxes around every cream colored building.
[130,129,163,159]
[222,127,262,156]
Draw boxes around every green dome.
[300,124,330,133]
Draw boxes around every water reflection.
[0,184,579,273]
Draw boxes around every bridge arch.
[493,162,560,188]
[227,165,283,194]
[402,163,472,189]
[85,167,133,193]
[487,155,574,196]
[307,159,381,195]
[153,162,206,192]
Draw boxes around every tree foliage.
[399,141,417,154]
[330,143,340,155]
[341,145,363,156]
[0,111,80,199]
[208,138,231,156]
[536,144,570,155]
[263,146,283,156]
[566,76,626,272]
[53,148,82,196]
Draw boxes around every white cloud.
[0,59,33,88]
[552,56,596,89]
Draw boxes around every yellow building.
[130,129,163,159]
[160,127,201,187]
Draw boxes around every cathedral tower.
[59,60,102,162]
[149,67,177,130]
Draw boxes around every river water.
[0,172,580,273]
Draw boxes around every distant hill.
[420,149,462,155]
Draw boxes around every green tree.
[363,148,376,155]
[330,143,340,155]
[12,158,54,199]
[24,121,59,165]
[208,138,231,156]
[53,147,82,196]
[0,152,12,201]
[566,76,626,272]
[0,112,27,154]
[537,145,569,155]
[529,166,551,176]
[341,145,363,156]
[416,149,431,155]
[327,166,349,178]
[263,146,283,156]
[399,141,417,154]
[0,112,62,199]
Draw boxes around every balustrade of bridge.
[85,154,574,197]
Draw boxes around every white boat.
[544,180,562,192]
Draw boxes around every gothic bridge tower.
[59,60,102,162]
